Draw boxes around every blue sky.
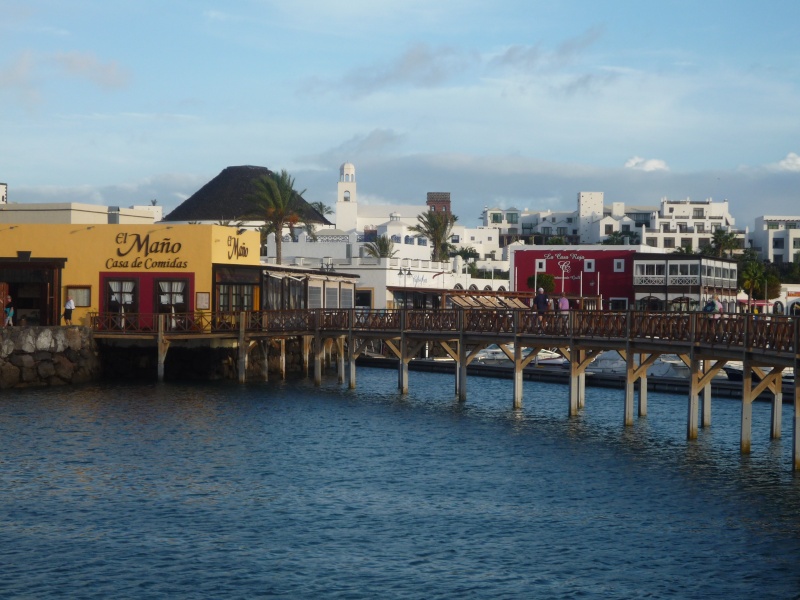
[2,1,798,228]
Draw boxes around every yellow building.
[0,224,261,326]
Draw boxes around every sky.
[2,0,799,229]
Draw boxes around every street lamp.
[398,267,412,308]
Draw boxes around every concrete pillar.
[624,351,635,426]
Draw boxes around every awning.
[736,299,772,306]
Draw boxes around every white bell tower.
[336,162,358,232]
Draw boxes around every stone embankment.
[0,327,101,389]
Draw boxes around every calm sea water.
[1,369,799,599]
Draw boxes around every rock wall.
[0,327,101,389]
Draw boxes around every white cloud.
[624,156,670,172]
[773,152,800,172]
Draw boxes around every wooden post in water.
[302,335,311,377]
[157,314,169,382]
[261,340,269,382]
[398,311,408,394]
[336,336,345,384]
[313,333,322,386]
[770,372,782,439]
[687,356,700,440]
[624,350,635,426]
[638,354,648,417]
[238,312,247,383]
[279,338,286,380]
[512,341,523,410]
[740,358,754,453]
[701,359,712,428]
[569,350,581,417]
[347,333,356,389]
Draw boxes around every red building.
[510,245,660,310]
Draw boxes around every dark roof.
[163,165,332,225]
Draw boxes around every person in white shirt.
[63,295,75,325]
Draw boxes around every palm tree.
[309,201,333,218]
[362,235,397,258]
[710,229,739,258]
[740,260,765,312]
[408,211,458,262]
[247,170,306,265]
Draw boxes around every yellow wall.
[0,224,261,324]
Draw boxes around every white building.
[482,193,746,252]
[749,216,800,265]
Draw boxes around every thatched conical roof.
[163,165,332,225]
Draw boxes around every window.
[768,222,779,229]
[536,259,546,271]
[663,238,675,248]
[693,208,704,218]
[417,238,427,246]
[491,213,502,223]
[66,286,91,307]
[557,227,567,236]
[451,235,460,243]
[787,222,798,229]
[567,218,573,223]
[605,224,613,235]
[404,235,414,244]
[218,284,254,312]
[584,259,595,272]
[156,279,188,314]
[622,224,630,233]
[325,285,339,308]
[391,234,401,243]
[794,239,800,249]
[106,279,137,314]
[695,223,704,232]
[542,227,552,235]
[773,238,785,249]
[507,213,519,224]
[614,259,625,272]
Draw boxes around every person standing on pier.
[558,293,570,312]
[3,295,14,327]
[533,288,549,314]
[63,295,75,326]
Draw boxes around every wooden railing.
[89,310,799,358]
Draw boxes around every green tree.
[247,170,306,265]
[526,273,555,293]
[739,260,765,311]
[602,230,640,245]
[453,246,480,261]
[362,235,397,258]
[710,229,739,258]
[309,201,333,217]
[408,210,458,262]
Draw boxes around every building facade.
[749,216,800,265]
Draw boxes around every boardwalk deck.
[90,309,800,470]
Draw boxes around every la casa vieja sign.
[105,233,250,269]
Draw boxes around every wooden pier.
[91,309,800,470]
